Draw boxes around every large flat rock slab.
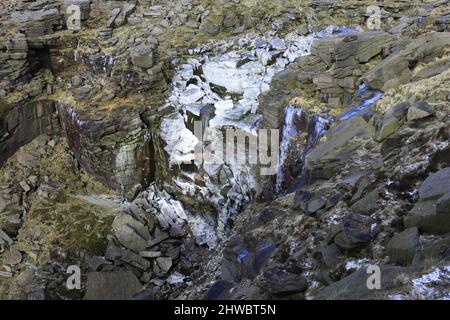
[84,271,143,300]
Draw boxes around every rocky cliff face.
[0,0,449,300]
[1,100,58,166]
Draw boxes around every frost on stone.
[203,58,266,94]
[186,213,218,249]
[144,185,188,237]
[160,112,199,166]
[388,266,450,300]
[411,266,450,300]
[344,258,372,271]
[167,272,189,285]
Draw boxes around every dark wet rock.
[326,190,342,209]
[350,189,381,215]
[131,289,154,300]
[315,265,408,300]
[84,271,143,300]
[307,198,327,214]
[385,101,411,120]
[295,187,340,214]
[206,280,234,300]
[293,190,312,211]
[227,281,265,300]
[350,173,377,204]
[405,167,450,234]
[418,168,450,201]
[321,243,342,268]
[275,106,331,193]
[335,214,376,251]
[243,209,274,232]
[254,243,277,272]
[263,268,308,295]
[222,236,276,283]
[387,227,420,266]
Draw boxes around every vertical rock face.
[258,67,301,130]
[0,100,58,166]
[58,104,156,198]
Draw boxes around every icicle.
[276,105,304,193]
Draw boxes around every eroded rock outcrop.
[1,100,58,166]
[363,32,450,91]
[312,31,392,104]
[58,104,157,198]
